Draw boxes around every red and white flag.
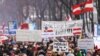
[72,0,93,15]
[20,23,29,29]
[83,0,93,12]
[73,27,82,35]
[72,4,82,15]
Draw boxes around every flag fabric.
[87,0,92,3]
[72,4,82,15]
[72,0,93,15]
[73,27,82,35]
[83,0,93,12]
[21,23,29,29]
[65,14,72,21]
[20,18,33,30]
[8,21,18,34]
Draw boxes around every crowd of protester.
[0,37,100,56]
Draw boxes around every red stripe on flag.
[73,32,81,35]
[72,4,82,15]
[83,0,93,13]
[66,14,72,21]
[73,27,82,35]
[73,28,81,30]
[44,30,53,32]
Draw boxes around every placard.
[53,42,68,52]
[16,30,42,42]
[42,20,83,37]
[8,21,18,35]
[78,39,94,49]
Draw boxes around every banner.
[53,42,68,52]
[16,30,42,42]
[42,20,83,37]
[78,39,94,49]
[8,21,18,35]
[42,21,55,38]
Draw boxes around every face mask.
[13,47,17,50]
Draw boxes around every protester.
[37,46,46,56]
[52,52,59,56]
[0,36,100,56]
[74,47,82,56]
[46,44,53,56]
[93,49,100,56]
[86,52,92,56]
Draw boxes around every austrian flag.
[73,27,82,35]
[72,0,93,15]
[72,4,82,15]
[83,0,93,12]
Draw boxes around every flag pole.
[91,12,94,36]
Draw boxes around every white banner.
[8,21,18,35]
[42,20,83,37]
[16,30,42,42]
[53,42,68,52]
[78,39,94,49]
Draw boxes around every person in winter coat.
[74,47,82,56]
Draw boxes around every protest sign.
[42,21,55,38]
[53,42,68,52]
[42,20,83,37]
[78,39,94,49]
[16,30,42,42]
[8,21,18,35]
